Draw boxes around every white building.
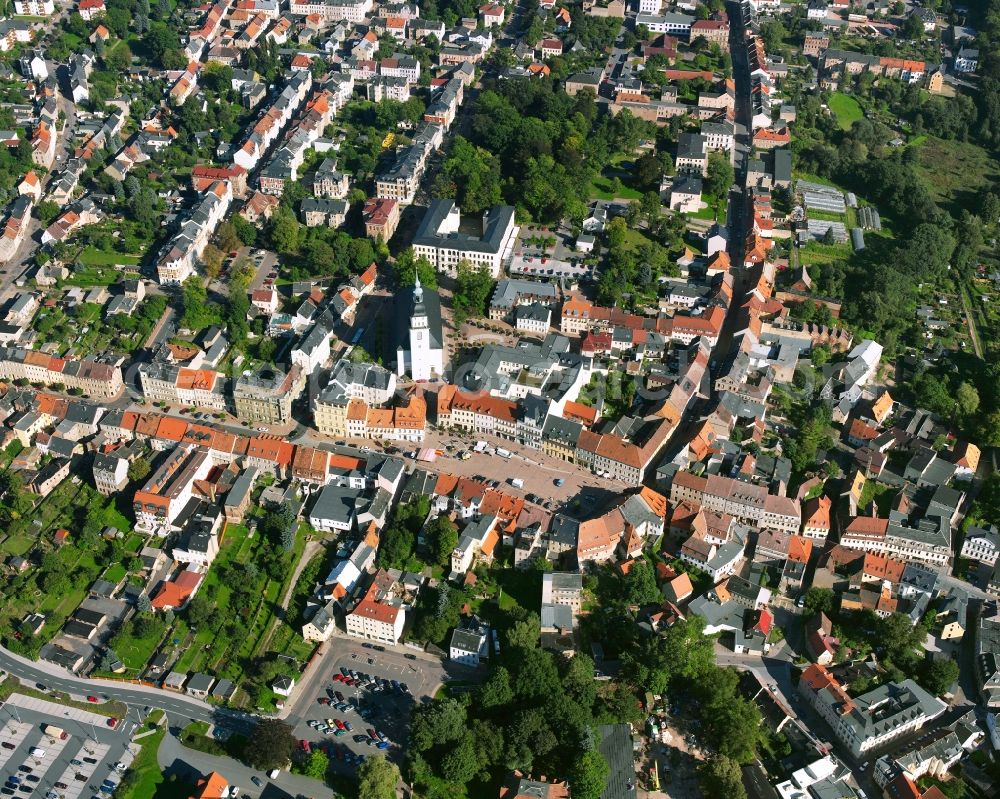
[635,12,694,36]
[411,199,518,279]
[395,277,444,382]
[961,525,1000,565]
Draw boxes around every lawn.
[689,196,727,221]
[65,267,121,288]
[858,480,895,517]
[104,563,127,583]
[78,248,142,267]
[113,617,168,671]
[913,136,1000,214]
[589,174,643,201]
[119,717,166,799]
[797,241,852,267]
[828,92,863,130]
[0,532,35,556]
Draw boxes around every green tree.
[634,150,664,189]
[622,561,661,605]
[570,749,610,799]
[302,749,328,779]
[378,523,414,568]
[409,698,466,752]
[477,666,514,709]
[392,248,437,288]
[903,12,925,40]
[232,215,258,246]
[452,261,494,323]
[266,207,301,255]
[35,201,60,226]
[440,733,481,783]
[802,588,834,617]
[357,754,400,799]
[702,755,748,799]
[705,151,734,198]
[243,719,295,771]
[128,457,151,483]
[920,658,959,697]
[106,43,132,72]
[426,514,458,566]
[956,381,980,417]
[506,613,541,651]
[434,136,503,214]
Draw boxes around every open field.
[914,136,1000,213]
[829,92,863,130]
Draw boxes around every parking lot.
[1,697,135,799]
[286,646,427,774]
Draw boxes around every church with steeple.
[395,276,444,381]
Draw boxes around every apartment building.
[799,664,944,757]
[541,572,583,612]
[133,446,213,532]
[0,347,123,398]
[232,364,304,425]
[156,180,232,284]
[139,362,227,411]
[960,525,1000,565]
[289,0,373,22]
[362,196,401,240]
[345,571,405,644]
[669,471,801,533]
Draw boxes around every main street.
[0,647,249,731]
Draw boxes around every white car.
[231,788,240,797]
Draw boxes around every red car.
[106,718,117,728]
[86,696,98,703]
[317,698,330,705]
[334,719,346,730]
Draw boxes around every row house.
[314,359,398,436]
[669,470,801,533]
[346,395,427,443]
[0,347,123,398]
[0,196,33,263]
[576,487,668,567]
[839,515,952,568]
[800,494,832,540]
[156,181,232,284]
[192,164,249,199]
[232,70,312,172]
[170,63,200,106]
[289,0,374,22]
[30,120,55,169]
[139,362,227,411]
